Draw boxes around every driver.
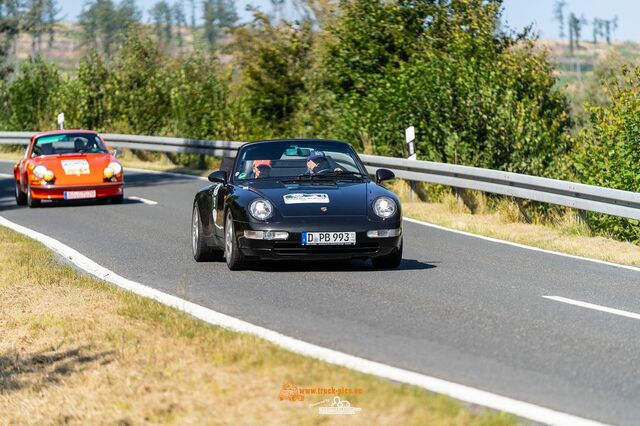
[306,151,342,174]
[252,160,272,178]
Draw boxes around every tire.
[224,211,246,270]
[26,185,40,208]
[110,194,124,204]
[192,205,218,262]
[372,239,403,269]
[15,180,27,206]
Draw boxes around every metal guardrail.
[2,131,640,220]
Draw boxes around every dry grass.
[394,180,640,267]
[0,150,22,162]
[0,226,513,425]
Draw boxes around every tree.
[79,0,141,59]
[553,0,566,39]
[45,0,60,48]
[568,13,587,53]
[150,1,172,44]
[6,56,60,130]
[0,0,25,79]
[202,0,238,49]
[313,0,571,176]
[233,11,315,135]
[577,66,640,241]
[108,27,171,134]
[172,2,187,47]
[26,0,45,53]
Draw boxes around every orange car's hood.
[33,154,114,185]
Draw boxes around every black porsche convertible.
[191,139,403,270]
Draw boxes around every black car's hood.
[245,180,368,217]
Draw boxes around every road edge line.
[0,215,607,426]
[403,217,640,274]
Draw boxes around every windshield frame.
[231,140,370,184]
[30,132,109,157]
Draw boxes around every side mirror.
[112,149,120,159]
[208,170,228,184]
[376,168,395,184]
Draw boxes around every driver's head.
[73,138,85,152]
[253,159,272,178]
[307,151,330,173]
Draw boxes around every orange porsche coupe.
[14,130,124,207]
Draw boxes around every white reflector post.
[405,126,416,160]
[57,113,65,130]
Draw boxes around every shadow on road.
[250,258,437,272]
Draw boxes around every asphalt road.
[2,160,640,425]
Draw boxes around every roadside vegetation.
[0,225,514,425]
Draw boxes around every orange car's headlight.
[104,162,123,180]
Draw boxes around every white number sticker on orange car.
[61,159,90,175]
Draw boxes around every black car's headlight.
[249,199,274,220]
[373,196,397,219]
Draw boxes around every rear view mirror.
[376,168,395,184]
[112,149,120,159]
[208,170,228,184]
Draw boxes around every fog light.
[43,170,55,182]
[244,230,289,240]
[367,228,402,238]
[264,231,288,240]
[104,167,114,179]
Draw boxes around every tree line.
[0,0,638,241]
[554,0,618,53]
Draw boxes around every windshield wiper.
[295,171,367,180]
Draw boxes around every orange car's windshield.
[32,133,108,157]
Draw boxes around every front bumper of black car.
[233,216,402,261]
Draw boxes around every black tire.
[15,180,27,206]
[110,194,124,204]
[372,239,403,269]
[26,185,40,208]
[192,205,219,262]
[224,211,246,270]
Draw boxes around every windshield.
[32,133,109,156]
[233,141,367,181]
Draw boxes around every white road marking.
[403,217,640,274]
[0,215,608,426]
[0,172,13,178]
[127,196,158,206]
[543,296,640,321]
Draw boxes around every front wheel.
[26,185,40,208]
[224,211,246,270]
[372,239,403,270]
[192,205,219,262]
[15,180,27,206]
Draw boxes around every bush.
[577,66,640,242]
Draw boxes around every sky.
[501,0,639,41]
[57,0,640,41]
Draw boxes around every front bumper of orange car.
[29,182,124,201]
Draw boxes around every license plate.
[302,232,356,246]
[64,190,96,200]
